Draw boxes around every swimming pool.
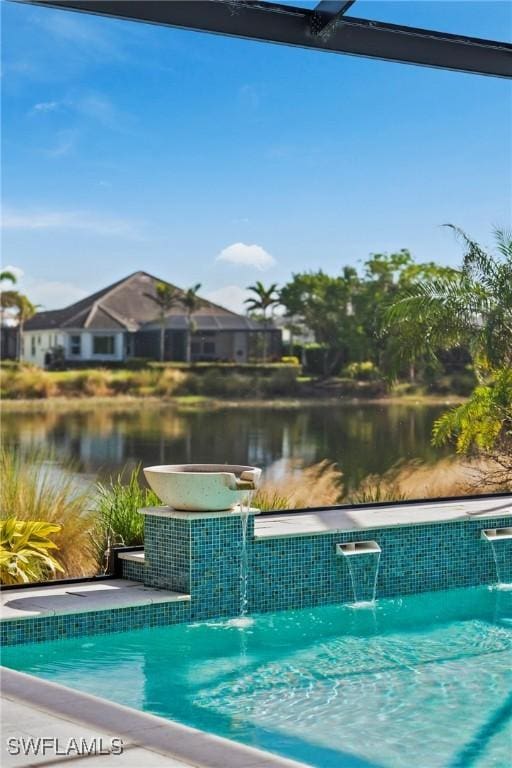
[3,585,511,768]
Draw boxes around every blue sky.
[2,0,511,312]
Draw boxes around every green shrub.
[83,369,112,397]
[281,356,300,366]
[428,372,476,397]
[154,368,187,397]
[1,448,98,577]
[264,367,299,396]
[302,343,330,375]
[123,357,154,370]
[0,519,65,584]
[343,361,380,381]
[6,366,57,398]
[94,466,160,561]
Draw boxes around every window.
[93,335,115,355]
[70,335,81,356]
[31,336,35,356]
[191,335,216,358]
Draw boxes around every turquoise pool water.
[3,586,512,768]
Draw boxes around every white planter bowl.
[143,464,262,512]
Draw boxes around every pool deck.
[0,579,190,622]
[255,496,512,539]
[1,668,310,768]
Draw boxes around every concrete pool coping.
[0,579,190,622]
[105,496,512,570]
[254,496,512,539]
[1,667,310,768]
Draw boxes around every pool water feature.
[337,541,381,605]
[3,585,511,768]
[482,528,512,589]
[238,491,253,620]
[227,494,255,629]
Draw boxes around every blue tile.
[3,512,511,646]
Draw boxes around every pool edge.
[1,667,311,768]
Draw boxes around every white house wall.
[70,332,124,363]
[21,331,65,367]
[22,331,125,366]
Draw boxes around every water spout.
[481,528,512,589]
[337,541,381,606]
[228,490,254,629]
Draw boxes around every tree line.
[246,226,511,479]
[246,226,510,383]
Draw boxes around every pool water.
[3,586,512,768]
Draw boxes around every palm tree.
[0,291,39,360]
[245,281,280,362]
[182,283,202,363]
[16,296,38,359]
[0,270,19,325]
[145,282,182,362]
[1,271,39,360]
[385,226,512,464]
[385,226,512,378]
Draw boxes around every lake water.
[2,402,449,495]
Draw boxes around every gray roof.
[25,271,272,333]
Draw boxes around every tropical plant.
[0,270,17,284]
[245,281,280,361]
[385,227,512,486]
[432,367,512,454]
[182,283,202,362]
[0,448,98,576]
[0,277,39,359]
[145,281,182,362]
[385,227,512,377]
[0,519,64,585]
[94,465,160,571]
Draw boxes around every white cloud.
[0,265,87,310]
[216,242,276,271]
[203,285,249,314]
[32,101,60,114]
[2,207,140,238]
[24,278,88,309]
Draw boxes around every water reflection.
[2,403,449,495]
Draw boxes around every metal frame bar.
[311,1,356,39]
[15,0,512,78]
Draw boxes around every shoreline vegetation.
[1,394,466,413]
[0,361,472,406]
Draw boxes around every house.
[22,271,281,366]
